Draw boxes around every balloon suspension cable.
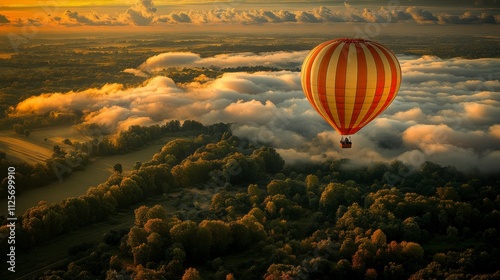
[340,135,352,144]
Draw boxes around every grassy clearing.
[0,131,53,164]
[0,126,92,164]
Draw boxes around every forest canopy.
[1,122,498,280]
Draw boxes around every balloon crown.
[336,38,370,43]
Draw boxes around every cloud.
[405,6,438,24]
[139,52,203,71]
[489,125,500,140]
[123,68,150,78]
[438,11,498,24]
[138,51,308,73]
[120,0,157,26]
[205,100,277,125]
[0,14,10,24]
[50,10,125,26]
[392,108,426,122]
[9,18,43,27]
[3,2,499,27]
[83,106,133,132]
[10,52,500,172]
[463,102,500,125]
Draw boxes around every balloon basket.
[340,143,352,149]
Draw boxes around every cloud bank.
[11,51,500,172]
[0,14,10,24]
[3,1,500,27]
[133,51,307,73]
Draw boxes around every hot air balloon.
[301,38,401,148]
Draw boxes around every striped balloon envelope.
[301,38,401,148]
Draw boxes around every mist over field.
[10,50,500,172]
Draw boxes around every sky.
[0,0,499,33]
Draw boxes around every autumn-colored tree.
[371,229,387,247]
[132,243,151,265]
[170,221,212,262]
[267,180,286,196]
[182,267,202,280]
[134,205,150,227]
[199,220,231,256]
[144,218,169,236]
[306,174,320,193]
[365,268,378,280]
[146,204,168,220]
[228,222,251,251]
[402,217,422,242]
[172,158,214,187]
[320,183,361,214]
[120,177,144,205]
[127,226,148,248]
[436,186,460,201]
[147,232,165,262]
[251,146,284,174]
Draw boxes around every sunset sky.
[0,0,499,34]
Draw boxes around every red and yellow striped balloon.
[301,38,401,136]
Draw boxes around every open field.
[0,126,92,164]
[0,133,52,164]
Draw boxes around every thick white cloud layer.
[3,1,499,27]
[11,51,500,172]
[136,51,307,73]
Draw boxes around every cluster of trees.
[0,158,57,197]
[0,130,284,248]
[0,110,80,131]
[4,130,498,279]
[73,120,228,156]
[157,67,221,84]
[115,205,262,279]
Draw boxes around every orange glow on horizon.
[0,0,204,7]
[0,0,134,7]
